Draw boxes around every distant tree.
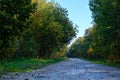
[67,37,87,58]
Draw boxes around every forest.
[0,0,120,74]
[68,0,120,64]
[0,0,77,60]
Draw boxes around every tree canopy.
[29,0,77,58]
[0,0,77,60]
[68,0,120,63]
[0,0,36,60]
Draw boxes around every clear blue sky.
[54,0,93,37]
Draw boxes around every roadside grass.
[0,57,67,75]
[83,58,120,68]
[91,59,120,68]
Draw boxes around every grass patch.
[92,60,120,68]
[0,57,67,75]
[82,58,120,68]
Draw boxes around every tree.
[67,37,85,58]
[89,0,120,61]
[31,0,76,58]
[67,0,120,63]
[0,0,36,60]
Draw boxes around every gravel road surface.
[1,58,120,80]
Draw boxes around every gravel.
[1,58,120,80]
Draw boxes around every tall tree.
[31,0,76,58]
[89,0,120,58]
[0,0,36,60]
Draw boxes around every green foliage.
[89,0,120,59]
[30,0,76,58]
[0,58,67,74]
[85,58,120,68]
[89,0,120,61]
[14,27,37,58]
[68,0,120,63]
[51,45,68,58]
[0,0,76,60]
[67,37,87,58]
[0,0,36,60]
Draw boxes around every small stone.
[101,77,104,79]
[24,78,29,80]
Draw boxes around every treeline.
[67,0,120,63]
[0,0,77,60]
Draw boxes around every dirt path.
[1,58,120,80]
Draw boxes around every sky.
[54,0,93,38]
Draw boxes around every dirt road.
[1,58,120,80]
